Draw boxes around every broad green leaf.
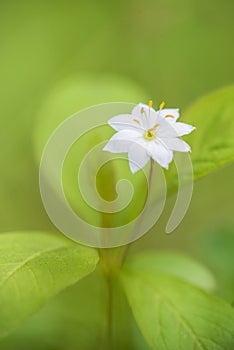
[120,263,234,350]
[125,251,216,291]
[0,267,149,350]
[184,85,234,180]
[166,85,234,194]
[0,231,99,338]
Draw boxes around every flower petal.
[132,103,150,117]
[103,139,131,153]
[156,118,180,138]
[172,122,196,136]
[110,129,142,140]
[128,143,150,173]
[132,103,159,129]
[159,108,180,121]
[103,129,143,154]
[160,137,191,152]
[147,140,173,169]
[108,114,145,132]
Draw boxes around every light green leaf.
[166,85,234,194]
[0,267,149,350]
[0,231,99,338]
[184,85,234,179]
[120,262,234,350]
[125,251,216,291]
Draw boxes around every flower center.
[144,130,156,141]
[143,123,159,141]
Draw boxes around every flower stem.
[107,272,113,349]
[120,158,155,262]
[147,158,154,203]
[99,248,123,349]
[99,159,155,347]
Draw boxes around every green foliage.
[0,232,99,338]
[184,85,234,179]
[197,226,234,302]
[166,85,234,192]
[0,2,234,349]
[125,251,216,291]
[121,258,234,350]
[0,267,149,350]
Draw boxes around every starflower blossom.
[103,101,195,173]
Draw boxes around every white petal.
[108,114,145,132]
[132,103,159,129]
[172,122,196,136]
[132,103,150,117]
[147,140,173,169]
[159,108,180,121]
[128,143,150,173]
[157,119,180,138]
[106,129,142,142]
[103,139,131,153]
[160,138,191,152]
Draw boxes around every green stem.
[99,246,127,348]
[120,158,155,263]
[107,272,113,349]
[99,159,155,347]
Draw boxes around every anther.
[160,101,165,110]
[148,100,153,108]
[133,119,140,124]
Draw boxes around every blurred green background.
[0,1,233,349]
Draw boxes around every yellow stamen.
[148,123,159,133]
[165,115,174,119]
[141,107,145,114]
[133,119,140,124]
[148,100,153,108]
[160,101,165,110]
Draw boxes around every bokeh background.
[0,1,233,349]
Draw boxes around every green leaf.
[120,260,234,350]
[125,251,216,291]
[166,85,234,195]
[184,85,234,179]
[197,226,234,302]
[0,231,99,338]
[0,267,149,350]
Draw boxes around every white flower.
[103,101,196,173]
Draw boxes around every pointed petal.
[157,119,195,138]
[172,122,196,136]
[103,129,143,154]
[132,103,151,117]
[147,141,173,169]
[160,138,191,152]
[128,143,150,173]
[157,119,180,138]
[107,129,142,142]
[108,114,145,132]
[103,139,131,153]
[132,103,159,129]
[159,108,180,121]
